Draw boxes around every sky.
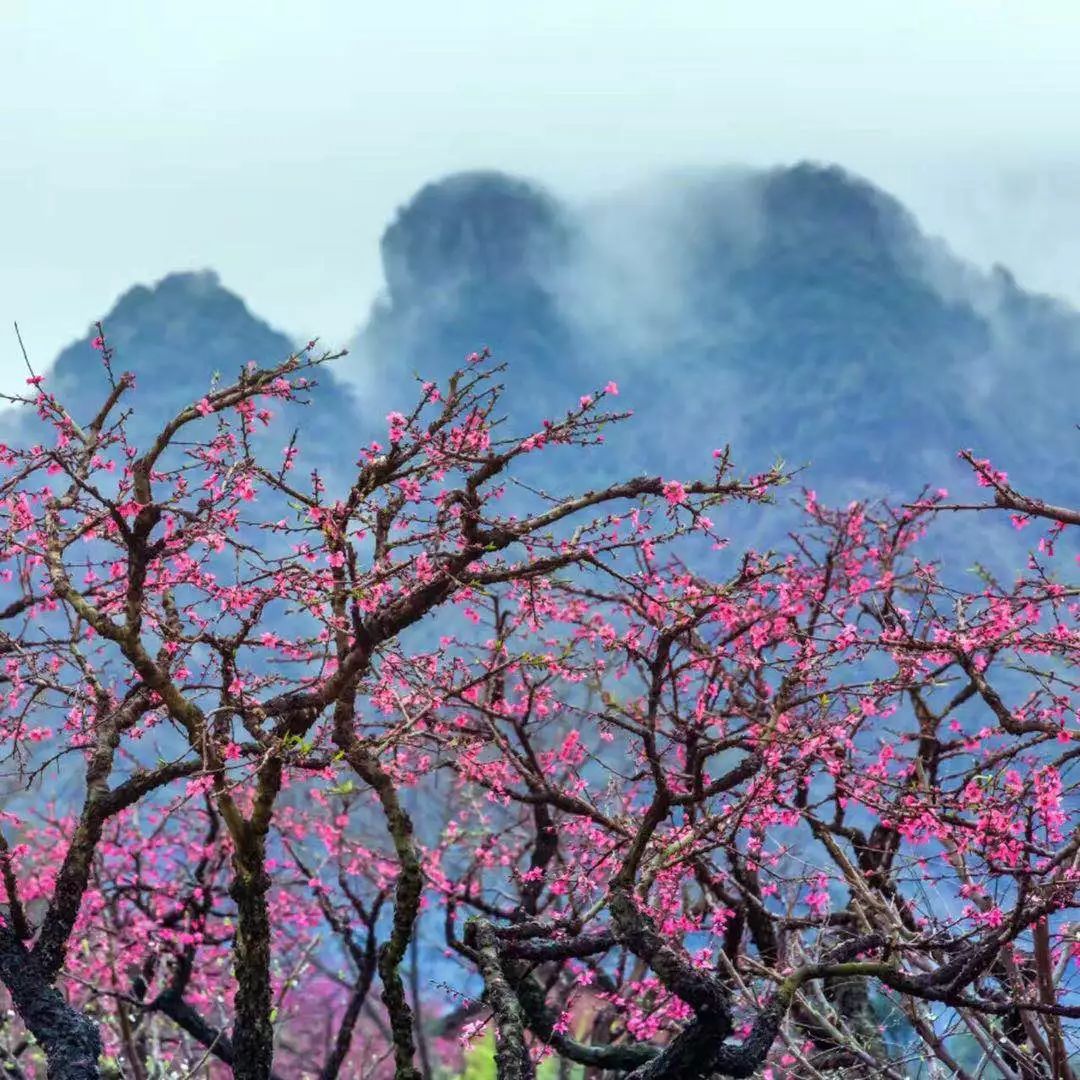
[3,1,1080,395]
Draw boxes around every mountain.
[0,269,361,476]
[363,171,578,407]
[354,164,1079,555]
[2,164,1075,574]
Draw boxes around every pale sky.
[4,1,1080,395]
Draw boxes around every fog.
[4,1,1080,393]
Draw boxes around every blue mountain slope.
[363,171,577,407]
[349,163,1077,577]
[0,269,361,477]
[0,163,1074,574]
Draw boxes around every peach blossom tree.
[0,338,1076,1080]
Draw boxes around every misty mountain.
[2,162,1075,573]
[357,164,1078,543]
[0,269,360,478]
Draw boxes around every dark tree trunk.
[229,850,275,1080]
[0,932,101,1080]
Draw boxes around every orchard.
[0,336,1076,1079]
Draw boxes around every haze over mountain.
[4,161,1075,570]
[357,163,1077,514]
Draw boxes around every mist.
[5,1,1080,396]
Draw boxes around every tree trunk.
[229,849,275,1080]
[0,932,101,1080]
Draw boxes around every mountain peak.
[1,270,326,441]
[100,269,278,357]
[0,268,362,472]
[380,171,570,300]
[50,269,294,394]
[759,161,917,245]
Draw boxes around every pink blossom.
[662,480,688,506]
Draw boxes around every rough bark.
[0,931,101,1080]
[336,733,424,1080]
[229,844,275,1080]
[465,919,535,1080]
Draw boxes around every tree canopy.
[0,335,1076,1079]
